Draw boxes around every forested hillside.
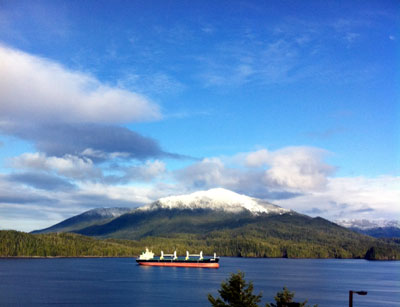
[2,213,400,260]
[26,189,400,261]
[0,231,139,257]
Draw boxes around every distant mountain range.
[31,188,400,260]
[336,219,400,230]
[336,219,400,238]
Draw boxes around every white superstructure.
[138,248,154,260]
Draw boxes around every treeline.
[136,232,400,260]
[0,231,139,257]
[116,214,400,260]
[1,228,399,260]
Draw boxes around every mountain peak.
[140,188,290,215]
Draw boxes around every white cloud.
[246,147,334,190]
[173,147,400,221]
[11,152,102,180]
[325,176,400,214]
[264,147,334,190]
[0,45,161,124]
[81,148,130,160]
[176,158,240,189]
[11,152,168,185]
[2,146,399,231]
[124,160,166,182]
[0,173,158,231]
[275,176,400,221]
[0,206,62,232]
[245,149,270,167]
[176,147,334,193]
[76,183,147,203]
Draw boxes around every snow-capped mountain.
[336,219,400,230]
[335,219,400,238]
[139,188,291,215]
[33,188,292,235]
[30,188,400,260]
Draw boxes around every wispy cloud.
[6,172,76,191]
[304,127,347,140]
[196,34,315,87]
[11,152,102,181]
[118,71,185,96]
[195,13,384,88]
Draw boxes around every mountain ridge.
[33,188,292,234]
[32,207,132,234]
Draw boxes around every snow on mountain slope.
[83,207,133,218]
[139,188,290,215]
[336,219,400,230]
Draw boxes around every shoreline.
[0,256,135,259]
[0,256,397,261]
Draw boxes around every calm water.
[0,257,399,306]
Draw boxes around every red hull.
[138,261,219,268]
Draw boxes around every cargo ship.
[136,248,219,268]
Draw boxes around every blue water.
[0,257,399,306]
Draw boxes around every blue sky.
[0,0,399,231]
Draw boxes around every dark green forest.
[73,210,400,260]
[1,225,399,260]
[0,231,138,257]
[3,209,400,260]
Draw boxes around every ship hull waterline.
[136,260,219,268]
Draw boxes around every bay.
[0,257,398,306]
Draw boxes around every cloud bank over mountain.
[0,1,398,231]
[2,138,399,231]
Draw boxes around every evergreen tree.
[365,247,376,260]
[266,287,317,307]
[208,271,262,307]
